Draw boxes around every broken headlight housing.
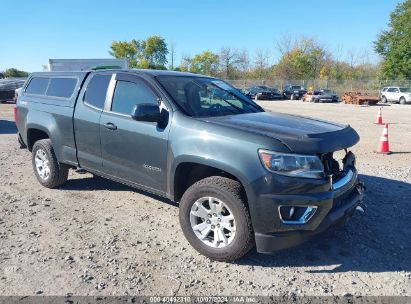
[258,149,324,178]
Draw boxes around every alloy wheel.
[190,196,236,248]
[35,149,51,180]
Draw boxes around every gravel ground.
[0,101,410,296]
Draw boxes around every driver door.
[99,73,169,194]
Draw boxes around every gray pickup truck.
[15,69,365,261]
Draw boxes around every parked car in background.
[380,86,411,104]
[302,90,338,103]
[0,78,26,103]
[245,86,283,100]
[15,69,364,261]
[379,87,388,99]
[282,84,307,100]
[14,87,23,102]
[319,89,338,100]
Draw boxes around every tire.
[399,97,406,105]
[32,139,69,188]
[179,176,254,262]
[381,96,387,103]
[290,94,295,100]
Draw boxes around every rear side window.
[84,74,112,109]
[46,78,77,98]
[111,80,157,115]
[26,77,50,95]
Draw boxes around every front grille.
[320,152,344,180]
[321,150,357,190]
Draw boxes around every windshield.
[157,76,264,117]
[399,87,411,93]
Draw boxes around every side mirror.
[131,103,161,123]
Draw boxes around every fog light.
[278,206,317,225]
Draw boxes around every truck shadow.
[0,120,17,134]
[237,174,411,273]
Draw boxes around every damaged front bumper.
[250,152,365,253]
[254,179,365,253]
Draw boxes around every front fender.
[166,113,289,227]
[169,154,263,229]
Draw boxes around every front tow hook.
[355,181,367,214]
[355,204,365,214]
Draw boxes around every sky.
[0,0,401,72]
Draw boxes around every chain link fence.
[226,79,411,96]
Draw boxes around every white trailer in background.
[46,59,128,71]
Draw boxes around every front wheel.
[399,97,406,104]
[290,94,295,100]
[32,139,69,188]
[179,176,254,262]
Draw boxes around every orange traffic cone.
[377,123,391,154]
[374,107,383,124]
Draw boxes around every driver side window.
[198,84,243,109]
[111,80,157,115]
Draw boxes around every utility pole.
[170,42,176,70]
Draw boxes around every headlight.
[293,90,299,93]
[258,150,324,178]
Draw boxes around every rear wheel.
[179,176,254,262]
[32,139,69,188]
[381,96,387,103]
[399,97,406,105]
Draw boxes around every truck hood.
[201,112,359,154]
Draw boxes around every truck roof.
[29,69,205,78]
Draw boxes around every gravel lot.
[0,101,410,296]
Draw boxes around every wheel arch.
[25,110,64,161]
[171,158,253,205]
[26,126,51,151]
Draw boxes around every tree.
[374,0,411,79]
[178,54,192,72]
[109,35,168,69]
[189,51,219,76]
[3,68,29,78]
[141,36,168,69]
[237,49,251,77]
[274,37,329,79]
[219,47,241,79]
[109,40,139,68]
[178,51,219,76]
[252,49,271,79]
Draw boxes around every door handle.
[104,122,117,130]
